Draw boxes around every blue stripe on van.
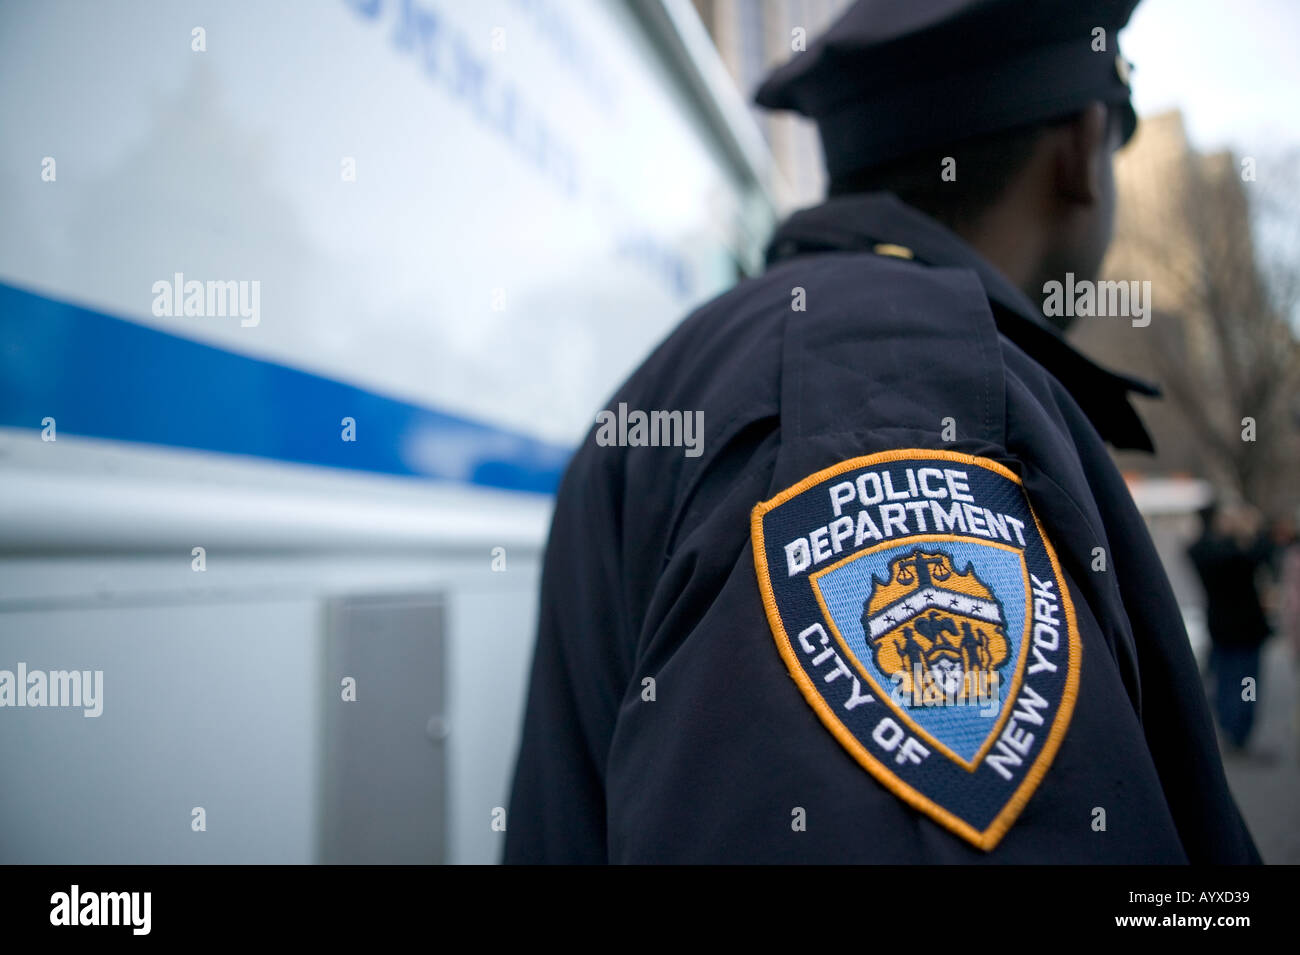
[0,282,571,494]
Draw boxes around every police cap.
[755,0,1141,182]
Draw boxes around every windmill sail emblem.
[862,549,1009,705]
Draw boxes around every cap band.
[817,37,1135,180]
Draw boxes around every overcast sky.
[1123,0,1300,155]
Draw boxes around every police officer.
[504,0,1261,863]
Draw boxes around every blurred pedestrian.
[1271,515,1300,754]
[1187,502,1273,755]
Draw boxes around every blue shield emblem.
[751,450,1080,850]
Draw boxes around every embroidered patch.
[751,449,1079,850]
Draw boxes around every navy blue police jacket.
[504,192,1261,864]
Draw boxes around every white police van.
[0,0,775,863]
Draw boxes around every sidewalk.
[1218,638,1300,864]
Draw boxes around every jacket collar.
[764,192,1159,451]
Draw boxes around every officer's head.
[826,102,1127,295]
[756,0,1141,303]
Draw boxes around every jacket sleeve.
[502,443,631,863]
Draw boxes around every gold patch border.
[750,448,1081,851]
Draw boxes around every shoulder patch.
[751,449,1079,850]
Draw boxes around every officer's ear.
[1052,102,1112,206]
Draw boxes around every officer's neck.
[960,207,1073,333]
